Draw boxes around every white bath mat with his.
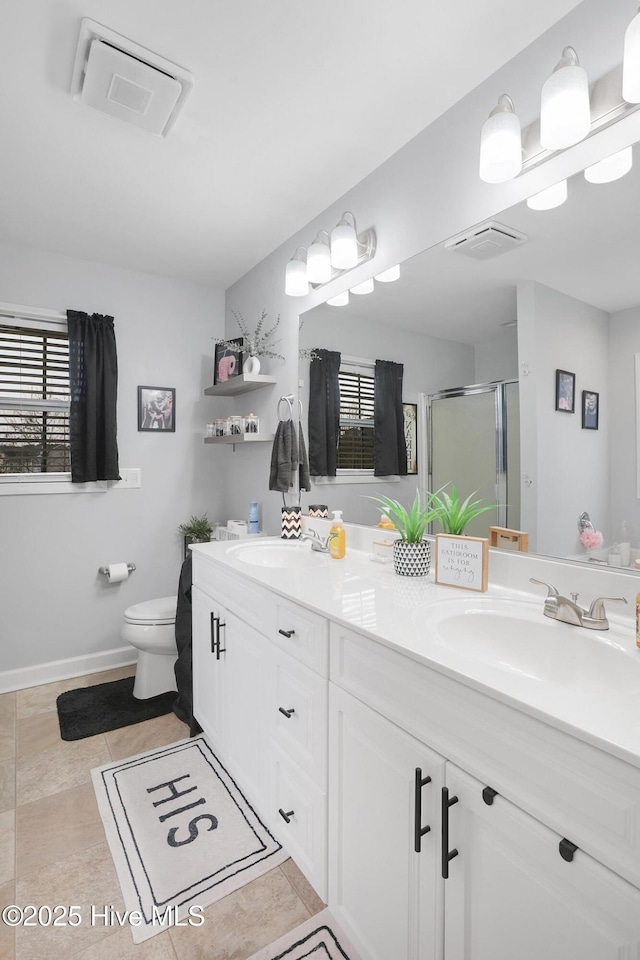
[92,736,287,943]
[246,909,363,960]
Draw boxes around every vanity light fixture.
[331,212,359,269]
[623,6,640,102]
[526,179,568,210]
[540,47,590,150]
[306,231,332,284]
[584,145,633,183]
[285,248,309,297]
[350,278,375,295]
[374,264,401,282]
[479,94,522,183]
[327,291,349,306]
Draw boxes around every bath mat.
[246,909,362,960]
[56,676,176,740]
[92,736,287,942]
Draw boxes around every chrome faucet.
[300,529,330,553]
[529,578,627,630]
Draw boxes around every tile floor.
[0,666,324,960]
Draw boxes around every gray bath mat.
[246,909,363,960]
[92,736,287,942]
[57,676,175,740]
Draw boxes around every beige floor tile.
[16,735,109,806]
[278,859,325,917]
[15,842,125,960]
[16,783,104,879]
[169,866,310,960]
[15,666,135,721]
[16,712,62,759]
[0,880,16,960]
[0,810,14,886]
[68,924,177,959]
[0,694,16,763]
[105,712,187,762]
[0,759,15,815]
[87,665,136,686]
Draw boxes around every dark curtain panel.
[308,349,341,476]
[374,359,407,477]
[67,310,120,482]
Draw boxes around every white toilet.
[121,596,179,699]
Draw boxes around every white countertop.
[191,537,640,769]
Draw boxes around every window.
[337,361,375,472]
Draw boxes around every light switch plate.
[112,468,141,489]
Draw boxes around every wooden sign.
[435,535,489,592]
[488,526,529,552]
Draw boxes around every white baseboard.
[0,646,137,694]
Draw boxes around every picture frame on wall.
[582,390,599,430]
[402,403,418,475]
[213,337,244,385]
[138,386,175,432]
[555,369,575,413]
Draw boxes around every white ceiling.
[0,0,583,288]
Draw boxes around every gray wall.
[0,241,224,677]
[609,306,640,544]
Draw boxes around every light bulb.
[479,95,522,183]
[526,180,568,210]
[306,233,332,283]
[331,213,359,269]
[584,146,633,183]
[350,278,374,295]
[374,265,401,282]
[327,291,349,306]
[285,256,308,297]
[623,8,640,103]
[540,47,590,150]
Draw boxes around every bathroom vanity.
[190,535,640,959]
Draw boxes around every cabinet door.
[444,764,640,960]
[192,585,226,749]
[328,685,445,960]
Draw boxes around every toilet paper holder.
[98,563,136,576]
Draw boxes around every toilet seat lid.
[124,596,177,625]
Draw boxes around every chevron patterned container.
[281,506,302,539]
[393,539,431,577]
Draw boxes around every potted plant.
[428,484,497,535]
[178,514,214,559]
[370,491,437,577]
[214,309,284,375]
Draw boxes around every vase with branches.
[214,310,284,375]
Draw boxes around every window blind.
[338,369,375,470]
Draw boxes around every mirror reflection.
[299,150,640,569]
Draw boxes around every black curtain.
[308,349,341,476]
[374,359,407,477]
[67,310,120,483]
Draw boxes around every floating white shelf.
[204,433,274,445]
[204,374,277,397]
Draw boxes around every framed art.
[138,386,175,432]
[555,369,575,413]
[402,402,418,475]
[213,337,244,385]
[582,389,599,430]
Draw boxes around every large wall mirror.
[299,150,640,571]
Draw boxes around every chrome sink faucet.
[300,529,330,553]
[530,578,627,630]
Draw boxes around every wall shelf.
[204,433,274,446]
[204,374,277,397]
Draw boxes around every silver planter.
[393,539,431,577]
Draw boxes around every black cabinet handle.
[441,787,459,879]
[278,808,295,823]
[559,838,578,862]
[279,628,296,638]
[278,707,296,718]
[210,613,218,654]
[482,786,498,806]
[216,620,226,659]
[414,767,432,852]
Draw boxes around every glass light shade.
[306,237,332,283]
[350,278,374,295]
[584,146,633,183]
[331,221,359,269]
[623,11,640,103]
[540,57,590,150]
[285,258,308,297]
[479,110,522,183]
[374,264,401,282]
[327,291,349,306]
[526,180,568,210]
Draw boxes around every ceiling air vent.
[444,221,528,261]
[70,19,194,137]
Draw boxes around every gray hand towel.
[269,420,297,492]
[298,421,311,493]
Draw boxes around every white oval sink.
[227,539,326,569]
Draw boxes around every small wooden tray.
[488,526,529,552]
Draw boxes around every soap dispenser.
[329,510,346,559]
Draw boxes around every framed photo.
[555,369,575,413]
[214,337,244,385]
[582,389,599,430]
[402,403,418,475]
[138,386,175,432]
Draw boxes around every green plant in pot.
[369,491,437,577]
[428,484,497,535]
[178,514,213,559]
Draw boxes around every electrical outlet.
[113,468,141,489]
